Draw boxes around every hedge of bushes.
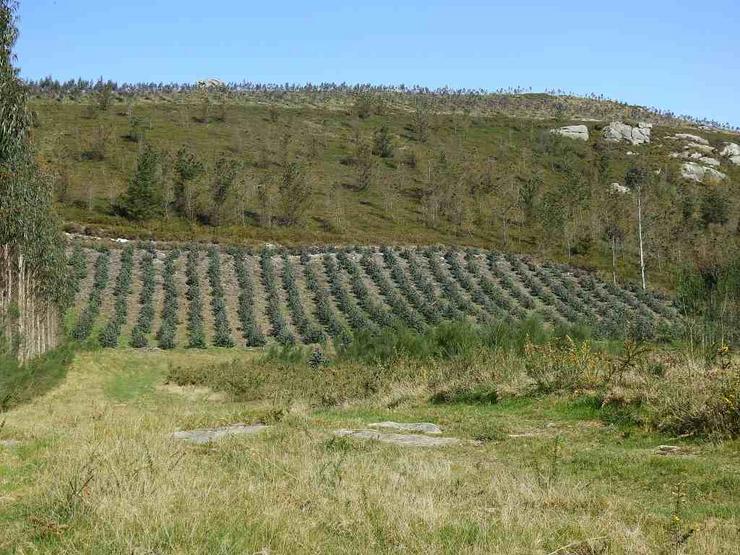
[260,248,296,345]
[98,245,135,347]
[228,248,266,347]
[130,245,156,348]
[71,248,111,341]
[207,247,235,348]
[156,249,180,349]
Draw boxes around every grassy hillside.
[29,87,740,292]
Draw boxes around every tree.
[94,78,114,111]
[412,99,430,143]
[700,189,729,228]
[518,170,542,227]
[624,165,650,289]
[354,140,374,191]
[277,161,312,226]
[0,1,70,362]
[173,146,204,221]
[209,156,239,225]
[117,144,164,221]
[372,125,394,158]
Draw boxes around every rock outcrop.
[196,78,226,89]
[720,142,740,165]
[670,133,709,145]
[550,125,589,141]
[686,143,715,155]
[602,121,652,145]
[681,162,726,183]
[610,183,630,194]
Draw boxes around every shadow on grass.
[0,344,76,412]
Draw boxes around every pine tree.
[117,144,163,221]
[372,125,394,158]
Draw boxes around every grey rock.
[681,162,726,183]
[730,155,740,166]
[550,125,589,141]
[368,421,442,434]
[670,133,709,145]
[610,183,630,194]
[699,156,721,167]
[602,121,651,145]
[334,429,466,447]
[685,142,715,154]
[0,439,21,448]
[172,423,268,444]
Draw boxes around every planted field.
[68,244,677,348]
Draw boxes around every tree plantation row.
[67,243,676,349]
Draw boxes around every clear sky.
[15,0,740,126]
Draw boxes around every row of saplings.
[68,244,672,349]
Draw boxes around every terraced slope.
[68,244,678,348]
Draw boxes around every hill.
[28,83,740,293]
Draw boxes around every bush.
[650,364,739,440]
[523,337,608,394]
[431,385,499,405]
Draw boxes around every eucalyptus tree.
[624,165,650,290]
[0,1,70,362]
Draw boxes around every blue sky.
[15,0,740,126]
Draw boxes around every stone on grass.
[0,439,21,448]
[334,429,465,447]
[550,125,589,141]
[655,445,689,456]
[172,423,268,444]
[368,421,442,434]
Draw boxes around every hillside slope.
[30,87,740,291]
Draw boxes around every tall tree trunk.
[637,191,646,290]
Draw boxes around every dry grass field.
[1,347,738,553]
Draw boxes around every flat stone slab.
[0,440,21,448]
[368,421,442,434]
[334,429,464,447]
[655,445,690,456]
[172,423,268,444]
